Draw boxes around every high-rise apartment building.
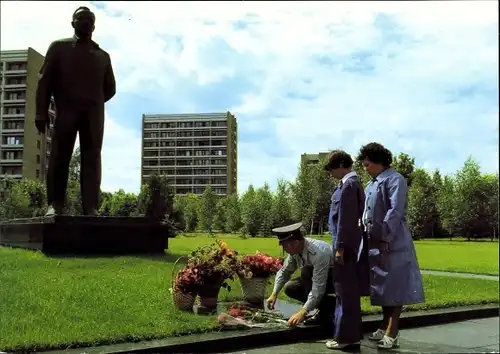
[141,112,237,196]
[0,48,54,186]
[300,152,330,166]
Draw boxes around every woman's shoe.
[325,340,360,350]
[377,333,400,349]
[368,328,386,341]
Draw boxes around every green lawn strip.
[172,234,500,275]
[0,246,498,352]
[412,239,499,276]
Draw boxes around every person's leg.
[387,306,402,338]
[283,277,308,303]
[329,254,361,346]
[46,105,79,214]
[381,306,393,331]
[78,105,105,215]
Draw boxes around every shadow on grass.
[45,251,187,264]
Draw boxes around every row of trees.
[0,149,498,240]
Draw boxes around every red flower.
[238,252,284,278]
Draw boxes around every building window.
[36,155,40,164]
[4,136,22,145]
[37,140,41,149]
[36,169,40,179]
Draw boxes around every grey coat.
[363,167,425,307]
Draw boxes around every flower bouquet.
[171,261,200,311]
[172,240,239,313]
[237,252,284,304]
[217,303,288,330]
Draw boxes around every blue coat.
[329,175,369,296]
[362,167,425,307]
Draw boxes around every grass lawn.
[176,234,499,275]
[0,234,498,351]
[411,239,499,275]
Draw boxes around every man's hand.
[266,292,277,310]
[288,308,307,328]
[35,114,50,134]
[335,248,344,265]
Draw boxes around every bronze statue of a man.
[36,6,116,216]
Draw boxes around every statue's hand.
[35,114,49,134]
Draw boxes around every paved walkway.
[421,270,499,281]
[231,317,500,353]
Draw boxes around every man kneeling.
[266,222,335,327]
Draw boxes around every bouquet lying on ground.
[238,252,284,279]
[172,240,239,294]
[217,303,288,329]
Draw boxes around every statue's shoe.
[83,209,99,216]
[45,205,65,216]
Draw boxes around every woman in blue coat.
[357,142,425,349]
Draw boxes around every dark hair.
[357,142,393,167]
[324,150,353,171]
[73,6,93,18]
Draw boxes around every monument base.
[0,215,172,255]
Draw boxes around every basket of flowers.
[237,252,284,305]
[188,240,239,313]
[170,257,200,311]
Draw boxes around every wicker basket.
[239,276,269,305]
[171,256,196,311]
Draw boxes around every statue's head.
[72,6,95,38]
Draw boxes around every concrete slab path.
[230,317,500,353]
[421,270,498,281]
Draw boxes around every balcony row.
[142,172,227,177]
[144,152,227,158]
[144,122,227,130]
[143,144,229,150]
[143,160,228,167]
[144,133,228,139]
[1,143,23,150]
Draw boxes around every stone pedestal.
[0,215,172,255]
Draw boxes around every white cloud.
[1,1,497,194]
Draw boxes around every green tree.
[0,179,46,219]
[407,169,436,239]
[69,147,81,181]
[108,189,138,216]
[436,175,457,239]
[256,183,274,236]
[393,153,415,187]
[172,194,187,231]
[290,161,318,234]
[353,159,370,188]
[430,170,444,237]
[481,173,499,240]
[184,194,199,232]
[66,148,83,215]
[271,178,294,228]
[213,197,228,233]
[198,185,217,232]
[225,193,242,233]
[142,173,175,224]
[240,184,262,237]
[312,159,337,235]
[454,157,486,239]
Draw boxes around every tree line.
[0,149,498,240]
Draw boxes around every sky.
[1,1,498,194]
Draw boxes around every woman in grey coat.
[357,142,425,349]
